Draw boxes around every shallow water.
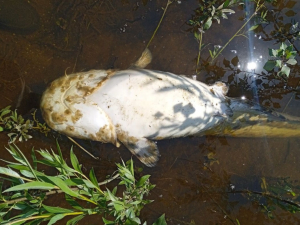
[0,0,300,224]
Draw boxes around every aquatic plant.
[229,177,300,218]
[187,0,279,73]
[263,42,298,77]
[0,106,50,143]
[0,142,166,225]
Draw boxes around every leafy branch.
[0,106,50,143]
[263,42,298,77]
[0,142,166,225]
[188,0,244,72]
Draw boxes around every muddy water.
[0,0,300,224]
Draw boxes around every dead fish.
[40,50,233,166]
[40,49,300,166]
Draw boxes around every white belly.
[40,69,231,166]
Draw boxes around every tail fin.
[130,48,152,69]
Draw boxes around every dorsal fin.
[130,48,152,69]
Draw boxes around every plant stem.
[196,32,203,74]
[6,211,90,225]
[146,0,173,49]
[211,3,265,63]
[2,174,120,205]
[7,215,50,225]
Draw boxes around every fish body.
[41,49,300,166]
[40,69,231,166]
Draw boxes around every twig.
[2,174,120,205]
[201,184,238,225]
[146,0,173,49]
[72,44,82,73]
[196,32,203,74]
[67,136,99,159]
[229,189,300,208]
[211,3,265,62]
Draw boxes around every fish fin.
[61,100,118,145]
[130,48,152,69]
[210,82,228,99]
[119,136,159,167]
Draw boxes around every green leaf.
[125,218,140,225]
[194,32,200,40]
[211,5,215,16]
[152,214,167,225]
[248,24,258,31]
[66,215,85,225]
[31,148,38,170]
[280,65,291,77]
[277,49,284,57]
[280,42,287,50]
[129,159,134,178]
[70,147,82,174]
[268,48,277,57]
[0,126,3,132]
[203,17,212,30]
[137,175,150,187]
[48,214,66,225]
[286,58,297,65]
[221,9,235,14]
[20,170,35,178]
[106,188,118,202]
[102,217,115,225]
[3,181,55,192]
[9,144,39,181]
[286,50,297,59]
[275,60,282,68]
[263,60,276,71]
[89,168,100,190]
[46,176,79,197]
[209,50,214,59]
[43,204,73,214]
[223,0,230,7]
[113,201,125,211]
[0,166,21,179]
[6,145,26,165]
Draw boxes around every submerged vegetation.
[185,0,300,109]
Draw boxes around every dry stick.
[72,44,83,73]
[2,173,120,205]
[146,0,173,49]
[67,136,99,159]
[229,189,300,208]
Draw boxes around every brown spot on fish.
[66,126,75,132]
[51,112,67,124]
[64,109,71,115]
[71,110,83,123]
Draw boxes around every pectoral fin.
[118,134,159,167]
